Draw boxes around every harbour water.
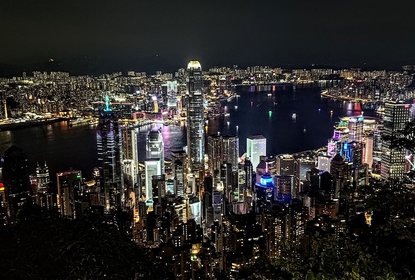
[0,88,368,179]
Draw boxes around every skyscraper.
[222,135,239,171]
[186,61,204,175]
[144,130,164,205]
[121,127,139,189]
[381,102,410,180]
[96,96,123,211]
[35,162,51,209]
[3,146,31,223]
[144,160,162,205]
[276,154,295,176]
[246,135,267,170]
[207,134,239,174]
[56,170,83,219]
[146,130,164,172]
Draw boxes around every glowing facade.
[207,134,239,173]
[186,61,204,174]
[96,101,123,212]
[145,130,164,204]
[381,102,410,180]
[247,135,267,170]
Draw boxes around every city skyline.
[0,59,414,279]
[1,0,415,273]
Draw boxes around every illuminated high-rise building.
[363,134,374,169]
[56,170,83,219]
[348,116,364,143]
[246,135,266,170]
[381,102,410,180]
[317,155,331,173]
[146,130,164,172]
[144,130,164,205]
[171,150,186,198]
[207,134,239,173]
[276,154,295,176]
[186,61,204,174]
[165,81,178,108]
[144,160,162,205]
[35,162,51,209]
[121,127,139,189]
[222,135,239,171]
[96,96,123,211]
[207,135,222,174]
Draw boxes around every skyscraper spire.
[104,94,111,112]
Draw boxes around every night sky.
[1,0,414,74]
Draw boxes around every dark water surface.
[0,88,365,179]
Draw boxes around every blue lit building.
[255,173,274,202]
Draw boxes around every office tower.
[236,168,246,202]
[121,127,139,189]
[122,127,139,165]
[274,175,295,204]
[56,170,82,219]
[276,154,295,176]
[165,81,178,108]
[317,155,331,173]
[144,130,164,205]
[186,61,205,174]
[145,160,162,206]
[246,135,267,170]
[348,116,364,143]
[222,135,239,171]
[296,157,316,181]
[381,102,410,180]
[171,150,186,198]
[96,97,123,211]
[363,134,374,169]
[146,130,164,172]
[266,156,277,176]
[207,134,239,174]
[35,162,51,208]
[152,175,166,208]
[35,162,50,191]
[3,146,31,223]
[244,159,254,192]
[207,135,222,174]
[330,154,348,198]
[328,126,351,158]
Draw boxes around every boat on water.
[292,113,297,120]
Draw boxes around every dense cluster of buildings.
[0,62,414,278]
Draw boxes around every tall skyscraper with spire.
[186,61,204,175]
[96,95,123,211]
